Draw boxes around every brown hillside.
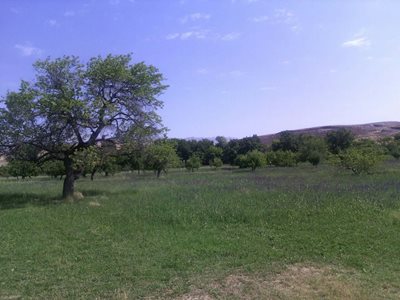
[259,121,400,145]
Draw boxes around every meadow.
[1,162,400,299]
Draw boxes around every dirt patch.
[177,263,367,300]
[88,201,101,207]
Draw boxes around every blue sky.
[1,0,399,138]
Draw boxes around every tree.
[145,142,180,178]
[210,157,223,169]
[298,135,327,166]
[334,140,384,174]
[205,145,223,166]
[266,150,297,167]
[41,159,65,179]
[246,150,266,171]
[236,150,266,171]
[0,54,167,199]
[186,154,201,172]
[272,131,300,152]
[8,160,39,179]
[325,128,354,154]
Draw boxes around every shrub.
[336,145,383,175]
[210,157,223,169]
[266,150,297,167]
[186,155,201,172]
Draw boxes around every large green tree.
[0,54,167,199]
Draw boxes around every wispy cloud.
[196,68,209,75]
[166,30,209,40]
[220,32,241,41]
[180,13,211,24]
[166,30,240,41]
[47,19,59,27]
[342,37,371,48]
[64,10,76,17]
[15,43,42,57]
[251,8,301,32]
[274,8,301,32]
[251,15,269,23]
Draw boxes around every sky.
[1,0,400,139]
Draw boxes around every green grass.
[1,163,400,298]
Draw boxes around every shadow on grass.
[0,192,62,210]
[0,187,137,210]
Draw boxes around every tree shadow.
[0,192,62,210]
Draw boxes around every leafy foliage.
[334,141,384,174]
[325,128,354,154]
[298,135,327,166]
[186,155,201,172]
[145,141,181,177]
[267,150,297,167]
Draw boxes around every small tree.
[210,157,223,169]
[8,160,39,179]
[41,160,65,179]
[246,150,266,171]
[326,128,354,154]
[298,135,327,166]
[236,150,266,171]
[145,142,180,177]
[266,150,297,167]
[335,141,384,174]
[186,155,201,172]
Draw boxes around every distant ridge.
[259,121,400,145]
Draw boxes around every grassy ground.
[0,162,400,299]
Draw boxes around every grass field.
[1,162,400,299]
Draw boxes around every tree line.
[1,128,399,181]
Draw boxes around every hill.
[259,121,400,145]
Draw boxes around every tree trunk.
[63,157,75,199]
[157,169,161,178]
[91,168,97,181]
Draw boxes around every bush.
[186,155,201,172]
[210,157,223,169]
[266,150,297,167]
[8,160,39,179]
[335,146,383,175]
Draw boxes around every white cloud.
[196,68,209,75]
[274,8,294,23]
[342,37,371,48]
[273,8,301,32]
[64,10,76,17]
[15,43,42,57]
[251,16,269,23]
[166,30,209,40]
[166,30,240,42]
[180,13,211,24]
[221,32,241,41]
[47,19,58,27]
[166,33,180,40]
[251,9,301,32]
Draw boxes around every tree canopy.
[0,54,167,198]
